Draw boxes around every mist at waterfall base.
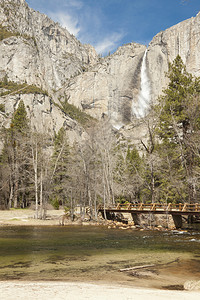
[132,49,151,118]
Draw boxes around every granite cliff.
[0,0,98,145]
[61,43,146,129]
[0,0,98,90]
[62,10,200,130]
[148,11,200,102]
[0,0,200,144]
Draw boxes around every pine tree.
[1,100,30,208]
[50,127,70,207]
[10,100,28,134]
[156,55,200,203]
[126,145,142,174]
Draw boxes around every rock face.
[0,0,97,146]
[147,12,200,101]
[0,0,98,91]
[0,92,86,149]
[63,43,146,128]
[63,11,200,127]
[0,0,200,143]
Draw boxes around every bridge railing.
[114,203,200,212]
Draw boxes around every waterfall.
[132,49,151,118]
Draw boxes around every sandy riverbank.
[0,209,66,226]
[0,281,199,300]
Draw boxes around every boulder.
[184,280,200,291]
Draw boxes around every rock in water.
[184,280,200,291]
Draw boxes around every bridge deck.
[99,209,200,216]
[99,203,200,216]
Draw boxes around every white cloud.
[49,12,80,36]
[64,0,83,9]
[95,32,124,55]
[48,3,124,54]
[180,0,189,4]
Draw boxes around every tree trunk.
[32,141,38,219]
[39,168,43,219]
[35,169,38,219]
[13,180,18,208]
[103,172,107,220]
[8,183,13,209]
[70,189,74,221]
[150,163,155,203]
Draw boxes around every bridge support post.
[131,213,141,226]
[172,215,182,229]
[188,215,194,224]
[101,211,115,220]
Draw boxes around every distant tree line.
[0,55,200,218]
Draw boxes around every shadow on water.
[0,226,200,288]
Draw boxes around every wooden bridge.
[99,203,200,228]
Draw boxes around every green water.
[0,226,200,284]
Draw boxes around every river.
[0,226,200,289]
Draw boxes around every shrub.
[50,196,60,210]
[0,25,20,41]
[0,78,48,96]
[56,97,96,128]
[0,103,5,112]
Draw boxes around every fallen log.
[119,264,155,272]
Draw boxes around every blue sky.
[26,0,200,55]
